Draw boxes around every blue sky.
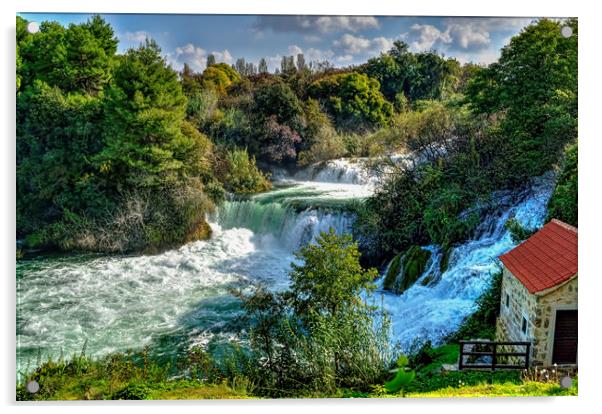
[17,13,541,72]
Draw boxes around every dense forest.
[17,16,577,258]
[16,15,578,400]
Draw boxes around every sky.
[17,13,543,72]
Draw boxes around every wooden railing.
[458,340,531,371]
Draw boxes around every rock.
[383,252,403,291]
[384,245,432,294]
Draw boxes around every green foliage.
[18,15,117,94]
[383,252,403,291]
[423,184,478,248]
[361,41,459,103]
[289,229,378,317]
[504,218,537,244]
[384,355,415,395]
[218,148,272,194]
[17,26,217,253]
[309,72,393,130]
[16,81,108,244]
[201,63,241,95]
[547,142,578,226]
[233,230,391,397]
[465,18,578,181]
[112,383,151,400]
[383,246,431,294]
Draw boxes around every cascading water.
[375,174,555,351]
[16,158,373,374]
[16,155,554,374]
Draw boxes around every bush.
[309,72,393,131]
[297,125,346,166]
[112,383,151,400]
[216,147,272,194]
[546,141,577,227]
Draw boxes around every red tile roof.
[500,219,578,294]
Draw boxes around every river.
[16,157,553,375]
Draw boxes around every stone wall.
[495,267,578,366]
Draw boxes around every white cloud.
[288,45,304,56]
[254,15,379,34]
[122,31,151,43]
[405,24,452,51]
[371,36,395,53]
[405,18,535,54]
[211,49,233,64]
[170,43,207,71]
[167,44,232,72]
[333,33,395,56]
[336,54,354,63]
[448,24,491,50]
[305,47,335,62]
[313,16,379,33]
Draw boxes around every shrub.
[217,147,272,194]
[546,141,577,227]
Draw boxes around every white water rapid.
[16,157,553,374]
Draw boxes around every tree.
[235,230,390,396]
[252,81,304,131]
[546,142,578,227]
[235,57,246,75]
[296,53,306,72]
[98,39,188,189]
[17,81,107,244]
[289,229,378,318]
[309,72,393,130]
[18,16,116,94]
[465,18,578,181]
[258,57,268,74]
[362,41,457,103]
[280,55,295,74]
[206,54,216,67]
[200,62,241,94]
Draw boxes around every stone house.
[496,219,577,367]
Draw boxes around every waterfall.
[214,199,354,251]
[293,158,377,186]
[376,174,555,351]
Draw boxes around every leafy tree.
[465,18,578,181]
[261,116,301,162]
[258,57,268,74]
[97,39,188,189]
[546,142,578,226]
[362,41,457,104]
[289,229,378,318]
[206,54,216,67]
[18,16,116,94]
[17,81,107,244]
[235,230,391,396]
[296,53,306,72]
[309,72,393,130]
[216,147,272,193]
[201,62,240,95]
[180,63,203,96]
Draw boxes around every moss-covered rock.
[185,219,212,243]
[384,245,432,294]
[440,246,453,274]
[383,252,403,291]
[399,246,431,294]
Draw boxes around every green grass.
[406,380,577,398]
[17,344,577,400]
